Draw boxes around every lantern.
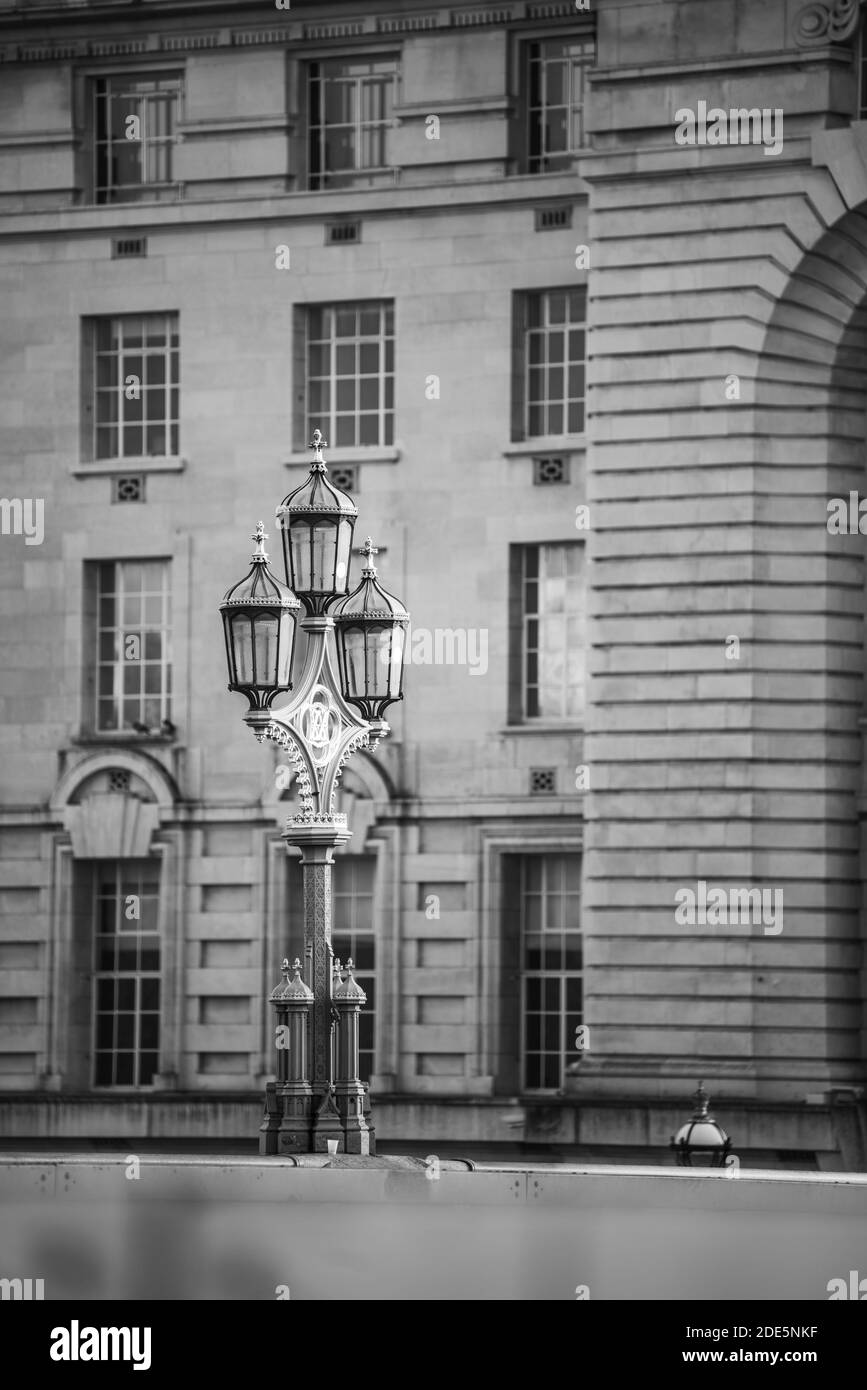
[332,537,409,721]
[220,522,301,722]
[275,429,358,616]
[670,1082,732,1168]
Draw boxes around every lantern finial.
[361,537,379,575]
[309,428,328,468]
[251,521,269,563]
[692,1081,710,1118]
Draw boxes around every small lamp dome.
[334,958,367,1003]
[270,958,314,1003]
[671,1082,732,1168]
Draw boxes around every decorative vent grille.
[232,29,293,46]
[377,15,439,31]
[18,43,81,60]
[161,34,221,51]
[88,40,149,56]
[530,768,556,795]
[326,220,361,245]
[330,466,357,493]
[533,456,569,485]
[108,769,131,793]
[527,1,580,17]
[304,23,365,39]
[112,475,145,504]
[452,8,516,26]
[112,237,147,259]
[535,205,572,231]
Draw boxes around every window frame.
[85,557,173,737]
[91,858,162,1090]
[307,54,398,191]
[523,35,593,175]
[90,68,184,205]
[512,288,587,443]
[516,853,583,1094]
[84,312,180,465]
[304,300,395,449]
[509,541,586,726]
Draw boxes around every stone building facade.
[0,0,865,1168]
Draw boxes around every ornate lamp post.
[220,430,409,1156]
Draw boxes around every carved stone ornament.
[793,0,863,45]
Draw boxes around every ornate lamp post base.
[259,815,376,1158]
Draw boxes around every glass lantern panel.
[340,626,369,698]
[386,624,406,698]
[276,611,294,688]
[291,517,338,594]
[334,517,353,594]
[252,614,279,687]
[230,613,255,684]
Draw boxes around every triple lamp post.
[218,429,409,1156]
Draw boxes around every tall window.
[306,302,394,447]
[526,39,592,173]
[511,542,585,722]
[93,560,172,733]
[91,314,180,461]
[93,860,161,1087]
[514,289,586,440]
[519,854,582,1092]
[287,855,376,1082]
[94,72,182,203]
[308,57,396,189]
[332,857,376,1083]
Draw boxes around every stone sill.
[2,173,583,232]
[70,733,177,747]
[71,456,186,477]
[502,437,586,458]
[498,723,584,735]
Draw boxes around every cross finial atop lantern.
[692,1080,710,1118]
[251,521,269,563]
[361,537,379,575]
[309,428,328,467]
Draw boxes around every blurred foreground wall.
[1,1157,865,1301]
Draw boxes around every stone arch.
[50,750,178,860]
[50,748,179,814]
[752,160,867,1082]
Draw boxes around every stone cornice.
[0,0,593,64]
[0,169,581,237]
